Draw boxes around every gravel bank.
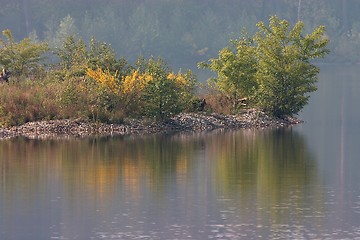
[0,109,302,139]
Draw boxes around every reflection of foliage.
[0,135,198,203]
[0,130,324,227]
[212,129,318,189]
[209,128,323,222]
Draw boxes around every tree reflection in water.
[0,128,325,239]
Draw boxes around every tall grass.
[0,80,58,126]
[0,75,131,127]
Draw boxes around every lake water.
[1,64,360,239]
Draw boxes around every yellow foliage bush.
[86,64,196,119]
[86,68,119,94]
[123,70,153,95]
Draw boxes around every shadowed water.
[1,65,360,239]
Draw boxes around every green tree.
[54,35,87,78]
[254,16,329,117]
[200,16,329,117]
[87,37,128,74]
[0,29,48,78]
[137,57,196,119]
[198,32,258,113]
[54,35,128,79]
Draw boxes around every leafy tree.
[54,35,127,79]
[137,58,196,119]
[198,32,258,113]
[86,57,196,120]
[121,69,153,116]
[254,16,329,117]
[54,35,87,78]
[141,74,179,119]
[0,29,48,78]
[86,67,123,122]
[55,35,130,122]
[87,38,124,73]
[86,67,120,95]
[200,16,329,117]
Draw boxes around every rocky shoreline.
[0,109,302,139]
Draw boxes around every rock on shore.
[0,109,302,139]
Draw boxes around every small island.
[0,16,328,139]
[0,110,302,139]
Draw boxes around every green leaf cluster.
[200,16,329,117]
[135,58,197,120]
[0,29,48,77]
[54,35,127,79]
[198,31,257,113]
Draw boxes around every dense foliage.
[0,30,197,126]
[0,29,48,78]
[200,16,329,117]
[198,32,258,114]
[0,15,328,126]
[255,17,329,117]
[87,58,196,119]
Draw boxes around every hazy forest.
[0,0,357,65]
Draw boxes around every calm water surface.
[1,65,360,239]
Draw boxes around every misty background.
[0,0,358,67]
